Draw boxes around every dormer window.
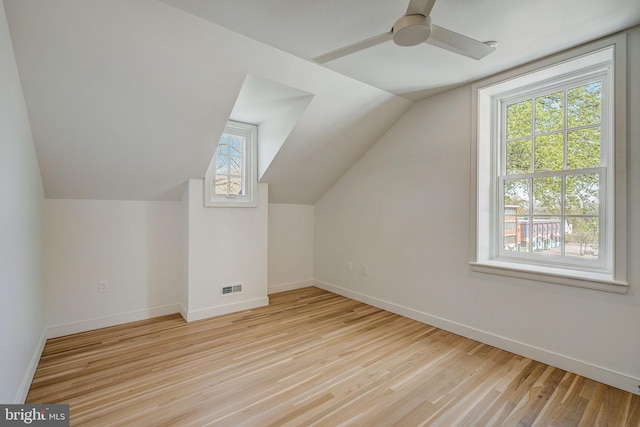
[204,121,257,207]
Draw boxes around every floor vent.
[221,283,243,296]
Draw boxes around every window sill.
[205,200,258,208]
[469,260,628,294]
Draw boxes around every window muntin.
[215,132,246,197]
[204,121,257,207]
[498,76,608,271]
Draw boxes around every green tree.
[565,174,599,255]
[535,91,564,134]
[503,81,603,257]
[504,178,529,213]
[567,217,598,256]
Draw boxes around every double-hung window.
[501,76,606,267]
[204,121,257,207]
[471,36,627,293]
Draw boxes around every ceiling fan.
[313,0,496,64]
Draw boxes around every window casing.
[204,121,257,207]
[471,36,627,293]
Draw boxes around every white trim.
[15,329,47,403]
[184,297,269,322]
[313,280,640,395]
[469,261,627,293]
[268,279,314,295]
[46,304,182,338]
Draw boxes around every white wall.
[184,180,269,321]
[0,3,45,403]
[44,200,182,337]
[268,204,314,294]
[314,27,640,394]
[180,183,190,317]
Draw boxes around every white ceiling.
[3,0,410,203]
[160,0,640,100]
[3,0,639,203]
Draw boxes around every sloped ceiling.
[5,0,639,204]
[159,0,640,100]
[3,0,412,203]
[227,75,314,181]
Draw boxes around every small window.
[471,37,627,293]
[204,121,257,207]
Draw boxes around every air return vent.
[221,282,243,296]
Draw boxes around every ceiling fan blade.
[427,24,495,60]
[406,0,437,17]
[313,32,393,64]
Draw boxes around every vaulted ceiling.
[4,0,639,203]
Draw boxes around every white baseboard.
[268,279,314,295]
[185,297,269,322]
[313,280,640,395]
[46,304,182,338]
[15,328,47,403]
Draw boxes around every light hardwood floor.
[27,287,640,426]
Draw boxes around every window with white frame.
[204,121,257,207]
[471,37,627,293]
[501,76,606,266]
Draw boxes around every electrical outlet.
[362,265,368,276]
[98,281,109,293]
[346,261,353,271]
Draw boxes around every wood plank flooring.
[27,287,640,426]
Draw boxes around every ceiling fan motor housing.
[392,14,432,46]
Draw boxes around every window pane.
[568,81,601,128]
[565,217,599,259]
[533,176,561,214]
[215,175,228,195]
[565,174,599,215]
[228,136,244,156]
[228,176,243,195]
[504,178,530,214]
[506,139,531,174]
[503,215,530,252]
[506,100,532,139]
[215,155,228,175]
[531,217,563,254]
[216,136,230,154]
[567,127,600,169]
[230,156,243,176]
[534,133,564,172]
[503,215,517,251]
[535,91,564,134]
[516,216,529,252]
